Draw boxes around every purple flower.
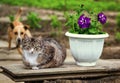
[98,12,107,24]
[78,14,91,28]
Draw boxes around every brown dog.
[8,8,32,55]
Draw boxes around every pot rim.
[65,32,109,38]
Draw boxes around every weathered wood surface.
[1,59,120,82]
[25,77,120,83]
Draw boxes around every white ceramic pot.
[65,32,109,66]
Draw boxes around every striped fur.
[22,35,66,69]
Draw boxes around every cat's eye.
[14,32,18,35]
[26,46,31,50]
[27,46,30,48]
[23,45,27,49]
[34,47,38,50]
[23,45,30,50]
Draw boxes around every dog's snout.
[16,38,22,47]
[18,38,21,43]
[17,38,22,44]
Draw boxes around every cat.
[21,35,66,70]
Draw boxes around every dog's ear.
[24,25,30,30]
[10,23,14,29]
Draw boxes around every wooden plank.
[42,77,120,83]
[1,59,120,82]
[3,71,120,82]
[0,73,24,83]
[2,59,120,76]
[0,73,15,83]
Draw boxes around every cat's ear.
[37,36,42,40]
[38,36,42,39]
[24,34,29,39]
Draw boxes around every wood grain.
[1,59,120,82]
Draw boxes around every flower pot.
[65,32,109,66]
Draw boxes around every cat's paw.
[32,66,39,70]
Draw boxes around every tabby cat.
[22,35,66,70]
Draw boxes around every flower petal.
[98,12,107,24]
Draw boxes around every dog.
[8,8,32,55]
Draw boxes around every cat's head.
[22,34,42,54]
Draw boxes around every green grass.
[0,0,120,11]
[115,32,120,42]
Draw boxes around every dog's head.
[10,22,30,46]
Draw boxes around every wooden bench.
[1,59,120,83]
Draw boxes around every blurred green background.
[1,0,120,41]
[0,0,120,11]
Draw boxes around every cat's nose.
[29,48,34,54]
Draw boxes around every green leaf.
[8,15,14,22]
[27,12,41,29]
[88,28,98,34]
[65,4,105,35]
[50,15,61,28]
